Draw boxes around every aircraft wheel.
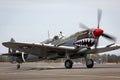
[17,63,20,69]
[65,59,73,69]
[86,59,94,68]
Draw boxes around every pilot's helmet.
[53,35,59,40]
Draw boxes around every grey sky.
[0,0,120,55]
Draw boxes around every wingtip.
[2,42,7,46]
[2,42,10,47]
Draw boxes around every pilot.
[59,31,64,39]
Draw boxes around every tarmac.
[0,62,120,80]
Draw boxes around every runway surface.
[0,62,120,80]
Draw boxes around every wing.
[81,45,120,54]
[2,42,120,59]
[2,42,77,57]
[70,45,120,59]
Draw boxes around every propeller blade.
[102,33,116,42]
[94,37,99,49]
[80,23,90,30]
[97,9,102,28]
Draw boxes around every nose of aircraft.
[93,28,103,37]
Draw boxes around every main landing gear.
[64,59,94,69]
[64,51,94,69]
[64,52,73,69]
[64,52,94,69]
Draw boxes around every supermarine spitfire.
[2,9,120,69]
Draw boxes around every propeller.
[94,37,99,49]
[80,9,116,49]
[80,23,90,30]
[97,9,102,28]
[102,33,116,42]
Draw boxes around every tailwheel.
[65,59,73,69]
[17,63,20,69]
[86,59,94,68]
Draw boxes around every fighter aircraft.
[2,9,120,69]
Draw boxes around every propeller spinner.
[93,28,103,37]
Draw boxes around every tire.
[65,59,73,69]
[86,59,94,68]
[17,64,20,69]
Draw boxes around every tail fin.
[8,38,16,54]
[8,38,17,63]
[3,38,28,63]
[10,38,15,43]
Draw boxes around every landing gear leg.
[64,52,73,69]
[17,63,20,69]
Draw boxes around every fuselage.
[48,30,96,48]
